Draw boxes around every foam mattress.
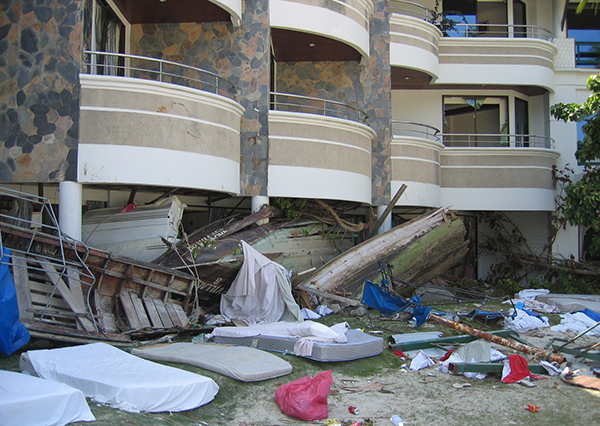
[0,369,95,426]
[212,328,383,362]
[20,342,219,413]
[132,342,293,382]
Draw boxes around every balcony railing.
[270,92,369,124]
[443,134,554,149]
[390,0,433,21]
[575,41,600,67]
[443,23,553,41]
[83,51,237,99]
[392,121,440,142]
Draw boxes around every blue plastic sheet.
[362,281,431,328]
[362,280,410,314]
[0,248,30,356]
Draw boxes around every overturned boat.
[0,187,198,345]
[297,208,470,300]
[154,207,355,305]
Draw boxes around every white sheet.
[220,240,302,325]
[23,342,219,413]
[0,369,95,426]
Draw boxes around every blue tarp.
[0,248,30,356]
[362,281,431,328]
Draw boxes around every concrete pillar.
[59,181,83,241]
[251,195,270,225]
[553,0,568,38]
[376,204,392,235]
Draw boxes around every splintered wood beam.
[296,286,361,306]
[429,313,566,364]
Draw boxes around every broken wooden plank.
[153,298,174,328]
[129,292,152,328]
[11,253,34,321]
[119,291,142,330]
[367,183,407,239]
[296,286,361,307]
[167,302,189,327]
[34,256,96,332]
[429,313,566,364]
[143,296,164,327]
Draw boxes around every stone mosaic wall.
[275,0,391,206]
[130,0,270,197]
[0,0,82,182]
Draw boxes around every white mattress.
[211,324,383,362]
[132,342,293,382]
[0,369,95,426]
[20,342,219,413]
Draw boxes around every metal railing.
[442,133,554,149]
[575,41,600,67]
[83,50,237,99]
[390,0,433,20]
[392,120,440,142]
[270,92,369,124]
[444,23,553,41]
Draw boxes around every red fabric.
[394,350,407,358]
[502,354,544,383]
[440,349,454,362]
[119,203,138,213]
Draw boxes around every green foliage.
[551,73,600,256]
[272,197,310,219]
[427,0,467,36]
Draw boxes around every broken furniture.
[20,342,219,413]
[132,342,293,382]
[0,369,95,426]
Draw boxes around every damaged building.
[0,0,595,281]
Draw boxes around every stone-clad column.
[365,0,391,207]
[0,0,83,183]
[237,0,270,197]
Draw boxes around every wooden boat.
[0,187,199,345]
[297,208,470,300]
[155,215,355,305]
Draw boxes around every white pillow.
[288,321,339,339]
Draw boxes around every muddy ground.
[3,303,600,426]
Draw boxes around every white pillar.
[59,181,83,241]
[376,205,392,235]
[553,0,568,38]
[251,195,270,225]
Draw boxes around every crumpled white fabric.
[293,322,349,356]
[503,298,561,314]
[504,308,550,332]
[410,351,435,371]
[301,308,321,320]
[517,289,550,300]
[220,240,302,325]
[551,311,600,335]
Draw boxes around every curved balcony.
[443,133,554,149]
[440,136,560,211]
[437,24,557,92]
[269,93,374,204]
[390,2,442,83]
[391,121,443,207]
[78,52,244,194]
[270,0,373,59]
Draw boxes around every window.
[443,96,508,146]
[443,0,508,37]
[91,0,125,76]
[567,4,600,67]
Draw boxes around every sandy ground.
[225,328,600,426]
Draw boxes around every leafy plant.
[551,73,600,256]
[427,0,467,36]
